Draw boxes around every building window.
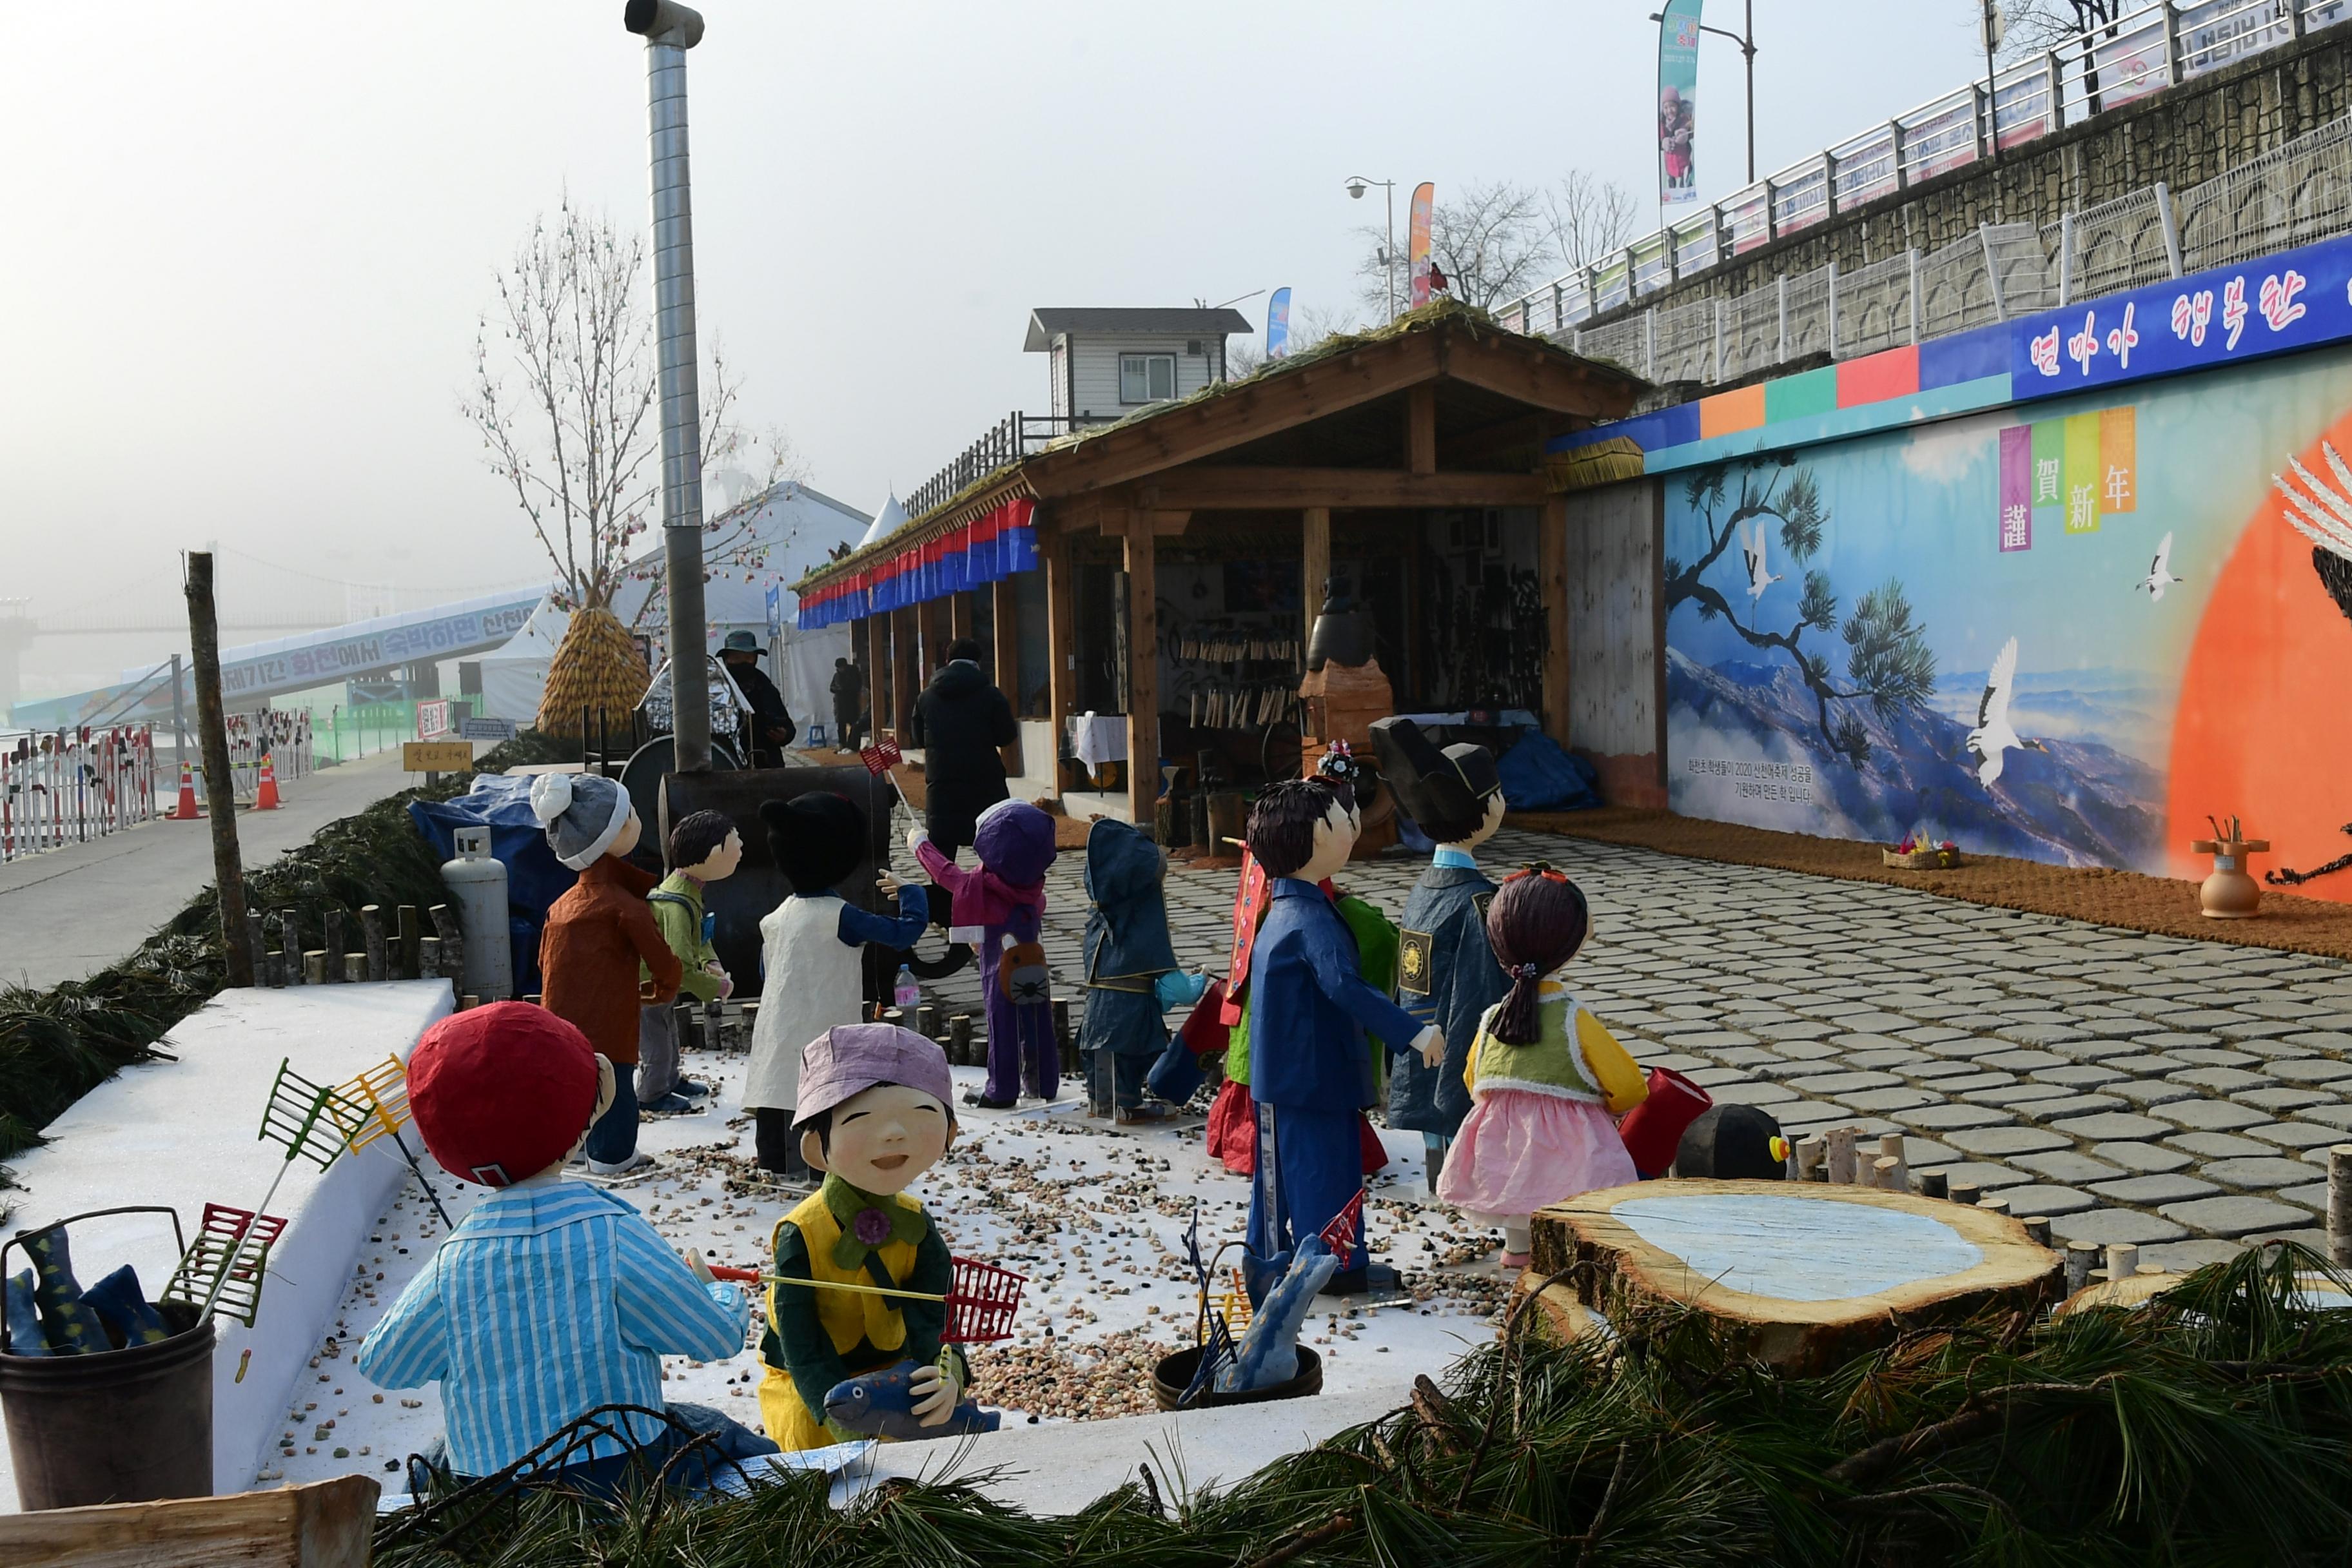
[1119,353,1176,404]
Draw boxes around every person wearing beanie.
[531,774,683,1177]
[754,1024,978,1451]
[356,1003,776,1490]
[909,798,1058,1108]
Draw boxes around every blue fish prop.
[1218,1235,1339,1393]
[823,1360,1001,1440]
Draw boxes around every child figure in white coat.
[746,793,928,1186]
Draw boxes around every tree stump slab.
[1530,1179,2061,1373]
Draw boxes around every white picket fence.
[0,725,159,864]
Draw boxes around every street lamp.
[1344,176,1398,322]
[1651,3,1758,186]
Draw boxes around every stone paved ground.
[905,823,2352,1273]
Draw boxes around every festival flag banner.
[2063,411,2102,534]
[1657,0,1703,206]
[2031,417,2065,540]
[1998,425,2033,553]
[1266,287,1292,359]
[1408,183,1435,308]
[2100,405,2137,514]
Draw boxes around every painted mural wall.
[1663,344,2352,898]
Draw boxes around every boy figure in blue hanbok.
[1077,818,1209,1123]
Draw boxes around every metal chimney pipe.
[625,0,712,771]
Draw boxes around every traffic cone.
[253,750,281,811]
[168,760,202,821]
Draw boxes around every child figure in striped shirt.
[358,1003,776,1491]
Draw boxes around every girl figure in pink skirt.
[1436,866,1650,1268]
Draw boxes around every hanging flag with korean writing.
[1408,184,1435,308]
[1997,426,2033,553]
[1657,0,1703,206]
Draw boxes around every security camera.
[623,0,704,46]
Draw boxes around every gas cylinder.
[439,825,514,1001]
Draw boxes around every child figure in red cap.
[357,1003,776,1490]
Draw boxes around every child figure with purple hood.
[909,799,1059,1108]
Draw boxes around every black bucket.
[1,1208,215,1510]
[1151,1344,1321,1411]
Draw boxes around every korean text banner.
[1267,287,1292,359]
[1408,185,1435,309]
[1658,0,1702,206]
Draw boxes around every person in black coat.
[720,631,794,767]
[828,657,865,753]
[1370,716,1511,1197]
[908,638,1018,856]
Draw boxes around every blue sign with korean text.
[2010,233,2352,399]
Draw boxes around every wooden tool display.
[1530,1179,2061,1373]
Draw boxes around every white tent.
[476,600,569,724]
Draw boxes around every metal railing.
[1496,0,2351,344]
[1,724,158,863]
[1536,104,2351,385]
[903,411,1115,522]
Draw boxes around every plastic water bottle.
[894,964,921,1011]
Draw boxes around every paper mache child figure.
[1370,716,1512,1197]
[638,809,740,1113]
[1242,777,1440,1298]
[1077,818,1209,1124]
[909,799,1059,1110]
[1437,867,1649,1268]
[756,1023,990,1451]
[357,1003,776,1491]
[531,774,681,1178]
[749,792,929,1184]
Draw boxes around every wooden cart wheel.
[1530,1179,2061,1374]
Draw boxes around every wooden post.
[950,590,975,642]
[343,954,368,984]
[2329,1145,2352,1267]
[184,552,252,987]
[417,938,440,979]
[245,912,268,986]
[1876,1133,1908,1193]
[303,951,328,985]
[1824,1126,1857,1185]
[1976,1195,2009,1216]
[362,906,387,983]
[281,911,304,986]
[991,575,1024,778]
[1539,494,1573,751]
[1948,1181,1981,1208]
[923,594,953,671]
[397,905,420,981]
[2021,1215,2052,1248]
[1125,511,1162,829]
[1300,506,1331,652]
[1405,384,1437,476]
[1917,1170,1948,1200]
[429,905,463,981]
[2065,1240,2097,1294]
[322,909,344,982]
[891,606,919,741]
[864,614,889,747]
[1046,529,1079,798]
[1794,1134,1825,1182]
[1871,1156,1902,1191]
[2105,1243,2139,1280]
[949,1012,974,1066]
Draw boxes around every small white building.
[1024,307,1254,424]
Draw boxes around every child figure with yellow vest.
[1436,866,1650,1270]
[756,1023,966,1451]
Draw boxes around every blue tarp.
[407,775,577,995]
[1495,731,1601,813]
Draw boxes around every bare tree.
[1226,303,1366,377]
[1978,0,2121,65]
[462,197,802,627]
[1544,170,1640,271]
[1354,180,1554,315]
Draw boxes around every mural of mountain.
[1669,650,2164,872]
[1925,665,2169,757]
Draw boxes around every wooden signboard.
[402,740,474,774]
[1531,1179,2061,1373]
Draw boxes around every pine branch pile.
[373,1244,2352,1567]
[538,606,647,738]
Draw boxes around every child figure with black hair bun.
[1437,866,1649,1269]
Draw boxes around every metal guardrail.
[1498,0,2351,348]
[1533,105,2352,386]
[903,411,1115,522]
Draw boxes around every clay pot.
[2190,837,2270,919]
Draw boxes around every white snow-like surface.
[1612,1193,1984,1303]
[258,1039,1510,1513]
[0,981,453,1509]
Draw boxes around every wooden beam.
[1045,530,1077,799]
[921,594,952,669]
[1126,512,1162,829]
[0,1474,378,1568]
[1445,338,1643,419]
[863,613,887,749]
[950,589,975,642]
[1035,331,1445,499]
[892,605,919,743]
[991,574,1023,778]
[1152,509,1191,536]
[1140,467,1547,511]
[1302,506,1331,654]
[1406,384,1437,475]
[1540,494,1572,750]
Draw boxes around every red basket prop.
[709,1254,1028,1345]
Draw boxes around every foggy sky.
[2,2,1980,692]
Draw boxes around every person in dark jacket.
[1371,717,1511,1197]
[720,631,794,767]
[907,638,1017,855]
[829,656,865,753]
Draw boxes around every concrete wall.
[1582,24,2352,335]
[1562,478,1665,808]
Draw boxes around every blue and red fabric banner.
[795,496,1039,629]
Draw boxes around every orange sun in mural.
[2168,411,2352,901]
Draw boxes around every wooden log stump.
[282,911,304,986]
[342,953,368,984]
[2059,1268,2352,1317]
[1509,1268,1608,1348]
[1530,1179,2061,1375]
[322,909,344,982]
[362,905,388,983]
[2329,1144,2351,1269]
[1824,1126,1857,1185]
